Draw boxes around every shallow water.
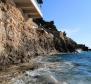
[12,51,91,84]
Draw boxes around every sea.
[12,51,91,84]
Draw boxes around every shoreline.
[0,60,40,84]
[0,52,68,84]
[0,51,90,84]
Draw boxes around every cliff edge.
[0,0,88,68]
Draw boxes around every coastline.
[0,60,40,84]
[0,51,90,84]
[0,52,71,84]
[0,0,90,84]
[5,51,91,84]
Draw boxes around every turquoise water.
[13,51,91,84]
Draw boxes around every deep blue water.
[13,51,91,84]
[45,51,91,84]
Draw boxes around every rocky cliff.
[0,0,87,68]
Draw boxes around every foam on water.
[11,56,59,84]
[12,52,91,84]
[11,56,71,84]
[12,68,60,84]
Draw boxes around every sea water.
[12,51,91,84]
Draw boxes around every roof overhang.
[13,0,43,18]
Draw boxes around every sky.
[41,0,91,48]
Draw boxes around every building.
[14,0,43,18]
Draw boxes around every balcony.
[14,0,43,18]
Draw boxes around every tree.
[37,0,43,4]
[63,31,66,36]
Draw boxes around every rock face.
[77,44,89,51]
[33,19,77,52]
[0,0,87,67]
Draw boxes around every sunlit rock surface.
[0,0,78,67]
[0,0,89,84]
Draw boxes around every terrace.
[14,0,43,18]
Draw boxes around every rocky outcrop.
[33,18,77,52]
[76,44,89,51]
[0,0,57,67]
[88,49,91,51]
[0,0,88,68]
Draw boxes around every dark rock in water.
[88,49,91,51]
[76,44,89,51]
